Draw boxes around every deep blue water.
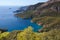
[0,6,42,32]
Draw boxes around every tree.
[17,26,34,40]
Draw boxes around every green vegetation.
[0,32,9,40]
[16,10,34,19]
[0,26,60,40]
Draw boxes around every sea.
[0,6,42,32]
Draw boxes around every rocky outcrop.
[0,28,8,33]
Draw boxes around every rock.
[37,22,43,26]
[0,28,8,33]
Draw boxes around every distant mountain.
[14,3,44,13]
[14,6,28,13]
[15,2,44,19]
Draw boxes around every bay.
[0,6,42,32]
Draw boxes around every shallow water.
[0,6,42,32]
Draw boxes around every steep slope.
[15,0,60,32]
[15,2,44,19]
[31,0,60,32]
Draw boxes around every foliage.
[17,26,60,40]
[0,27,60,40]
[0,32,9,40]
[17,26,34,40]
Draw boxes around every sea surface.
[0,6,42,32]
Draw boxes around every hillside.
[15,2,44,19]
[0,26,60,40]
[15,0,60,32]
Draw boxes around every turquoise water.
[0,6,42,32]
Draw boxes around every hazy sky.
[0,0,48,6]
